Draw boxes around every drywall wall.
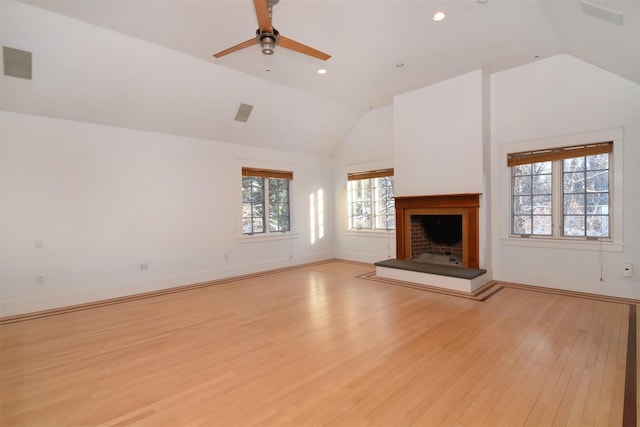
[332,106,395,263]
[1,112,333,316]
[393,70,484,197]
[491,54,639,299]
[390,70,491,271]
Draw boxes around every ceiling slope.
[1,0,638,156]
[1,0,361,156]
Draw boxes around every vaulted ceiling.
[2,0,638,156]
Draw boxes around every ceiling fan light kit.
[213,0,330,60]
[257,29,279,55]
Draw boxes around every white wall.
[335,56,639,301]
[391,70,491,271]
[393,70,484,197]
[3,53,638,317]
[332,106,395,263]
[491,54,639,299]
[1,112,333,316]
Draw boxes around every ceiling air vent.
[3,46,32,80]
[580,0,623,26]
[234,103,254,123]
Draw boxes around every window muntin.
[347,169,395,231]
[268,178,290,232]
[509,144,611,240]
[242,168,292,235]
[348,178,372,229]
[374,176,395,230]
[512,161,552,235]
[242,176,265,234]
[562,153,609,237]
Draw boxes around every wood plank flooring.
[0,261,637,426]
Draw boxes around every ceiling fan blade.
[213,38,258,58]
[253,0,273,33]
[278,36,331,61]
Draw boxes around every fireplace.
[395,194,480,268]
[410,215,463,265]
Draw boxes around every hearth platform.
[374,259,488,293]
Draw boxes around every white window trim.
[239,161,295,239]
[242,176,292,236]
[345,162,395,234]
[239,232,299,244]
[498,128,623,252]
[345,229,395,238]
[347,178,396,232]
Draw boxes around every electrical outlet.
[622,263,632,278]
[35,240,43,249]
[224,253,229,261]
[139,263,148,271]
[35,274,44,284]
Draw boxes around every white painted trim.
[333,250,390,264]
[498,128,624,247]
[375,266,489,293]
[344,230,395,238]
[499,237,623,252]
[0,252,333,317]
[238,232,299,243]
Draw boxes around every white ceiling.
[2,0,639,155]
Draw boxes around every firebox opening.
[411,215,463,266]
[420,215,462,245]
[395,194,480,269]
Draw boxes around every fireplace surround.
[395,194,481,268]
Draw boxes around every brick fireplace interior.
[395,194,480,269]
[410,215,463,264]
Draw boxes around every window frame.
[347,168,395,232]
[241,167,292,236]
[498,129,623,252]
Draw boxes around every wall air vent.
[234,103,254,123]
[3,46,32,80]
[580,0,623,26]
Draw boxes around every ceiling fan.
[213,0,331,61]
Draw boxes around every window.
[508,142,612,239]
[242,167,292,235]
[347,168,395,231]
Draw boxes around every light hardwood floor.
[0,261,637,426]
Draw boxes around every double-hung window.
[347,168,395,231]
[508,141,612,239]
[242,167,292,235]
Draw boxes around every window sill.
[499,237,623,252]
[239,232,299,244]
[345,230,395,238]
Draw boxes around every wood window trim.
[242,167,293,180]
[347,168,394,181]
[507,141,612,167]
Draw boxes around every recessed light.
[433,11,446,21]
[317,68,327,75]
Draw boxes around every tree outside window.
[509,143,611,239]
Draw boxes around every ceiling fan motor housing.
[213,0,330,61]
[256,28,279,55]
